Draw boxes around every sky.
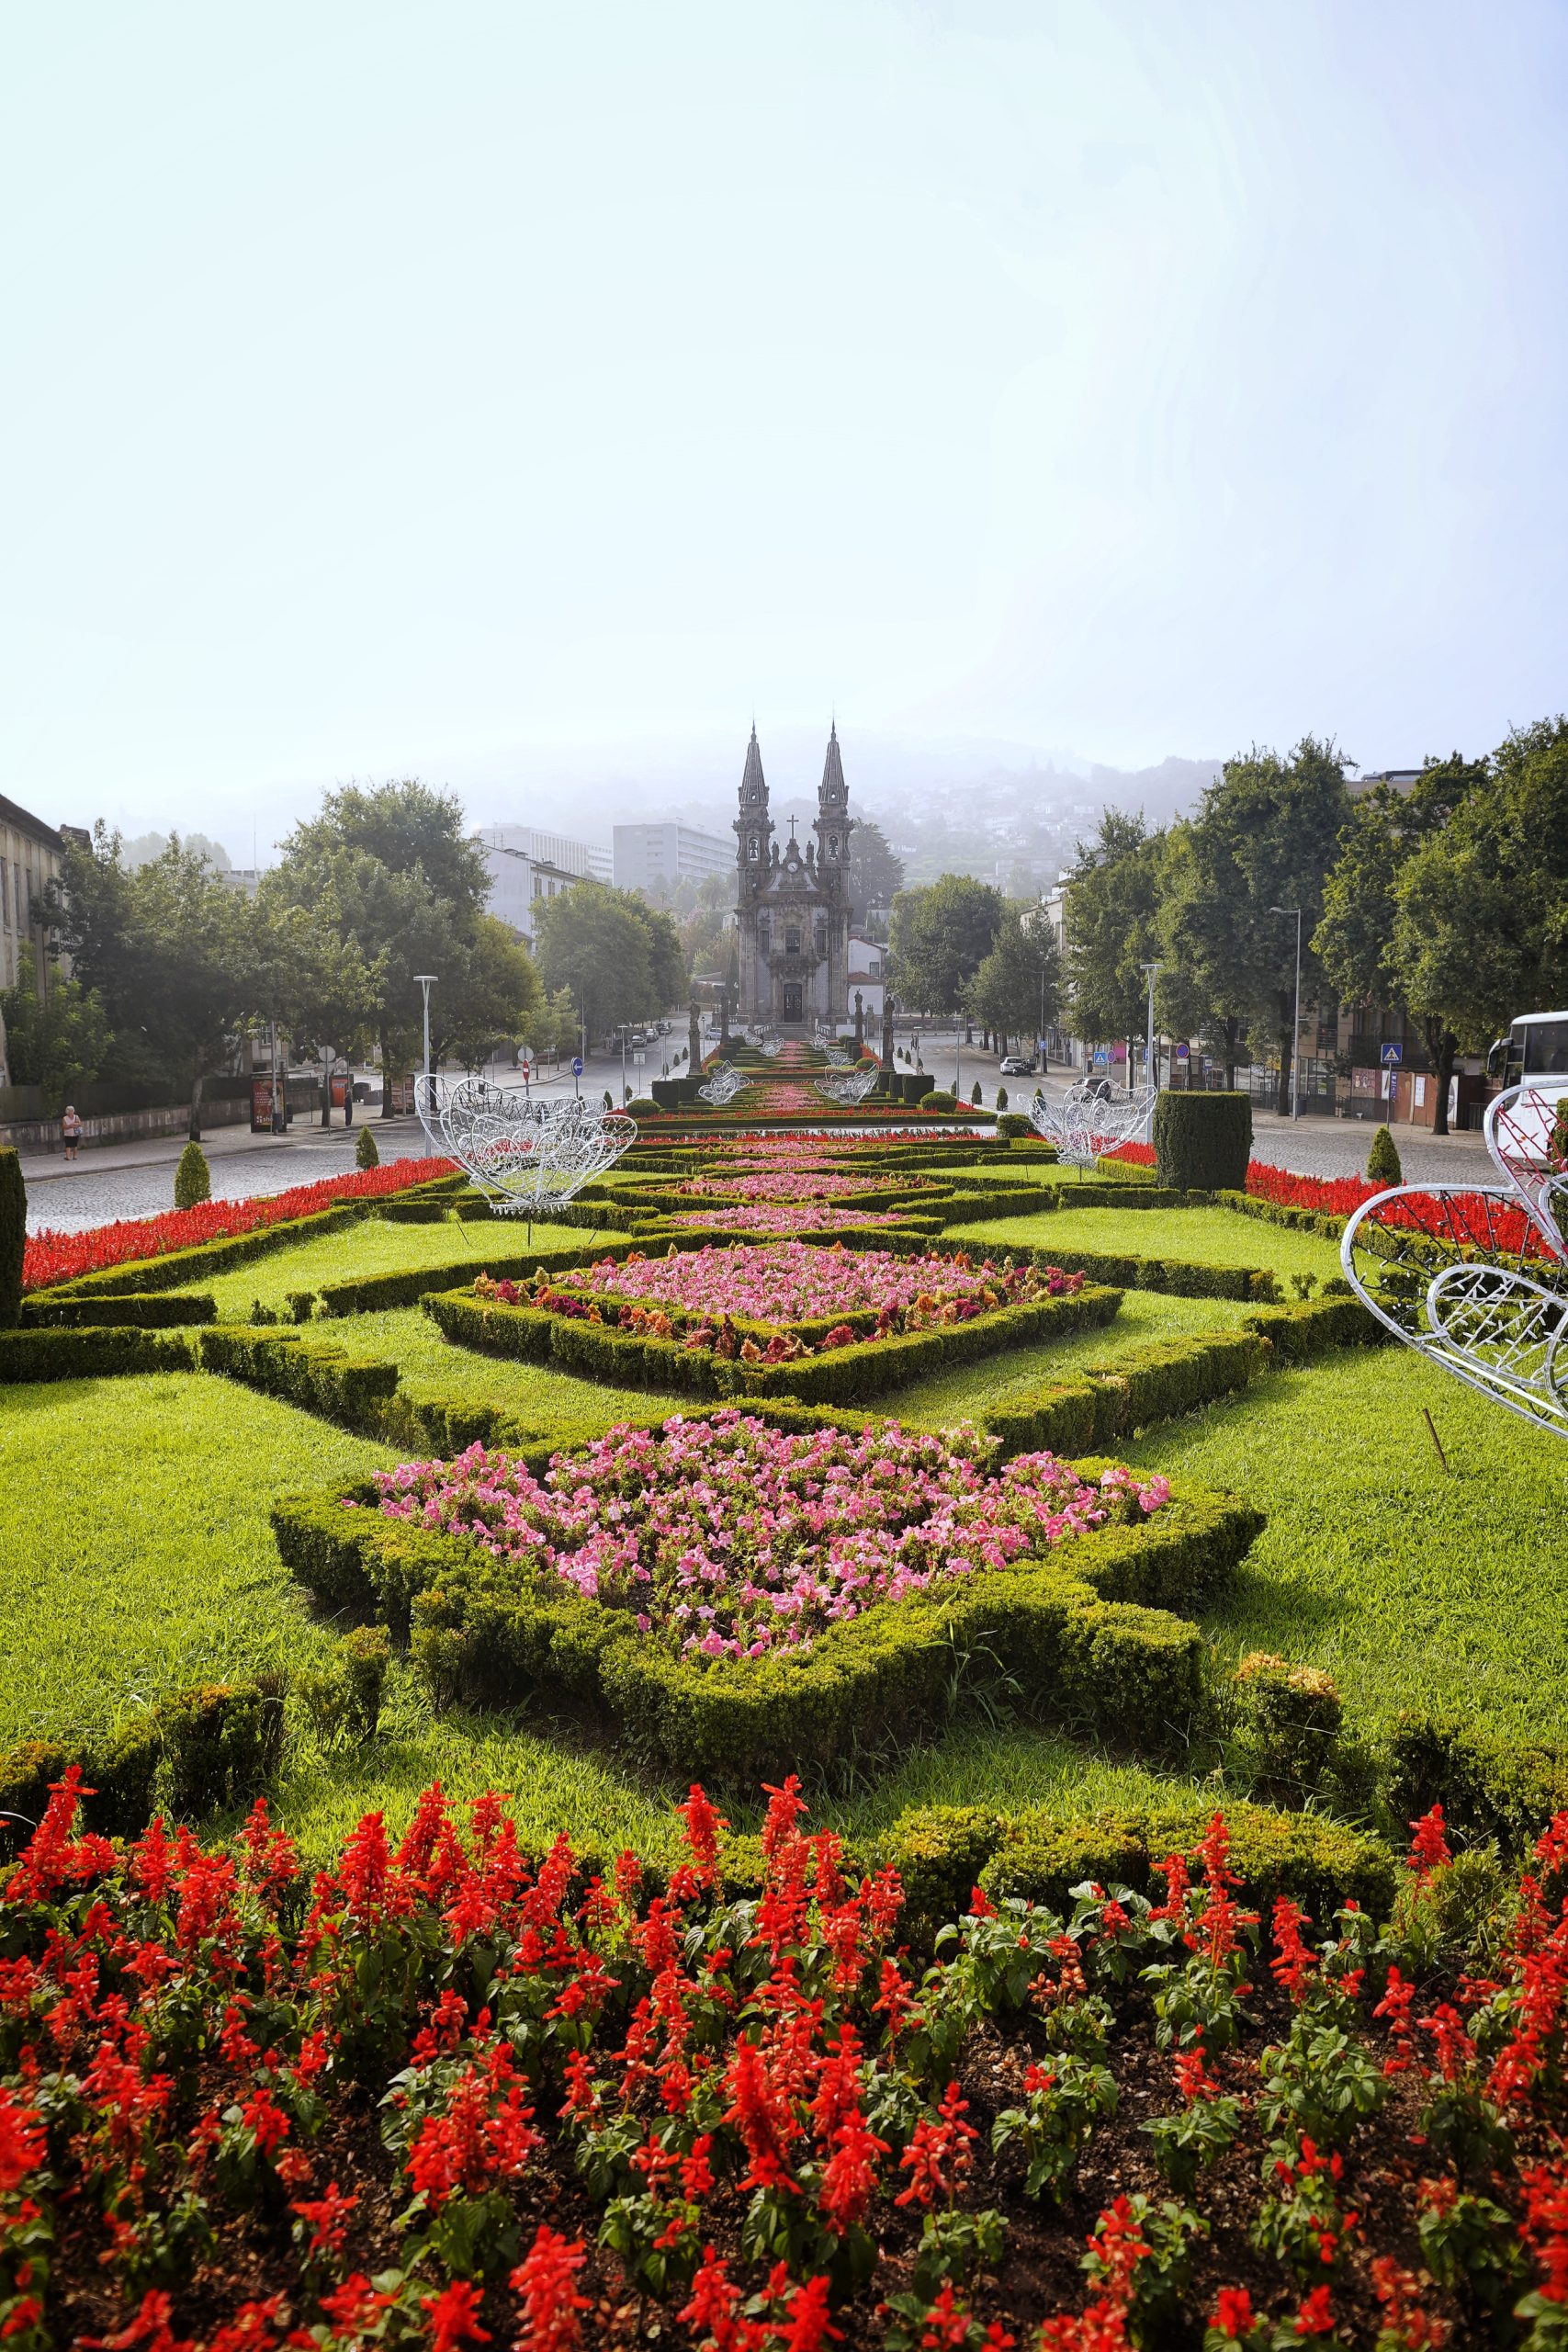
[5,0,1566,853]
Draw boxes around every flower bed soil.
[2,1772,1562,2349]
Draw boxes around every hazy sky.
[5,0,1566,849]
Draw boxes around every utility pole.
[414,975,437,1155]
[1269,909,1303,1119]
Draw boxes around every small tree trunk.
[380,1023,396,1117]
[188,1067,204,1143]
[1275,1032,1292,1118]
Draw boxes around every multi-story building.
[477,825,611,882]
[614,821,732,895]
[479,842,580,944]
[0,796,73,1084]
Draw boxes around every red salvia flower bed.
[3,1771,1566,2346]
[22,1158,457,1293]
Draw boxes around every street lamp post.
[414,975,437,1153]
[1139,960,1164,1099]
[1269,910,1303,1121]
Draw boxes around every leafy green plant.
[355,1125,380,1168]
[1366,1124,1403,1186]
[174,1140,211,1208]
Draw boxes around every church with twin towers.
[733,723,854,1033]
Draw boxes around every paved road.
[899,1030,1493,1187]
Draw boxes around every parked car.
[998,1055,1038,1076]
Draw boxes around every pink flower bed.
[368,1411,1169,1660]
[555,1240,1049,1326]
[682,1168,930,1202]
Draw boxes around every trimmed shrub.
[1152,1091,1252,1193]
[1366,1124,1403,1186]
[20,1291,217,1329]
[995,1113,1032,1140]
[626,1096,660,1116]
[194,1326,400,1433]
[995,1085,1008,1112]
[1385,1713,1568,1856]
[971,1080,983,1106]
[298,1625,391,1747]
[0,1676,287,1838]
[0,1326,195,1384]
[355,1125,380,1169]
[174,1140,211,1208]
[919,1091,956,1113]
[1233,1652,1345,1801]
[1242,1295,1388,1361]
[0,1148,24,1328]
[979,1798,1396,1924]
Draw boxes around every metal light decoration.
[696,1062,750,1107]
[1341,1083,1567,1440]
[1028,1079,1158,1172]
[816,1068,880,1106]
[417,1078,636,1221]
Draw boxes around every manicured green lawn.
[956,1203,1343,1280]
[345,1306,682,1443]
[1125,1348,1568,1744]
[179,1213,625,1317]
[0,1375,395,1746]
[891,1290,1254,1428]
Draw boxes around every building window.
[748,838,759,860]
[828,833,839,855]
[785,927,800,954]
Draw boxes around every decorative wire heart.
[816,1069,879,1106]
[696,1063,750,1106]
[1340,1083,1568,1439]
[1028,1080,1156,1170]
[417,1078,636,1216]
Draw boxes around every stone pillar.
[689,1000,701,1069]
[854,990,864,1054]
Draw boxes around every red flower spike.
[511,2225,591,2352]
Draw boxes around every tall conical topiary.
[0,1148,25,1328]
[175,1139,211,1209]
[355,1125,379,1169]
[1366,1125,1402,1187]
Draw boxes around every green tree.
[887,875,1004,1015]
[1155,741,1350,1114]
[1314,756,1489,1133]
[964,902,1062,1055]
[40,828,264,1137]
[436,914,542,1069]
[533,881,671,1038]
[269,782,489,1117]
[1391,719,1568,1061]
[0,960,105,1114]
[847,820,906,929]
[1063,811,1164,1057]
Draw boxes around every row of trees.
[886,718,1568,1129]
[2,782,695,1129]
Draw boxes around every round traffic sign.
[571,1055,583,1076]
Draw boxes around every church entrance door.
[782,983,803,1023]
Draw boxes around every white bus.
[1489,1012,1568,1091]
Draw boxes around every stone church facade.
[734,725,854,1031]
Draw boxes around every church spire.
[740,723,767,807]
[818,719,847,808]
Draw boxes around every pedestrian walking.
[61,1104,83,1160]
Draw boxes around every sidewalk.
[19,1115,428,1185]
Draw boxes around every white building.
[614,821,732,894]
[479,842,581,944]
[847,934,886,1020]
[478,825,611,882]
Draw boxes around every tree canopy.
[533,882,685,1037]
[887,875,1003,1014]
[964,902,1062,1053]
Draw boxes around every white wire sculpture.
[417,1078,636,1224]
[825,1041,854,1068]
[695,1062,750,1107]
[815,1067,880,1106]
[1028,1079,1158,1173]
[1340,1083,1568,1440]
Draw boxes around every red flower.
[1210,2287,1255,2339]
[677,1784,729,1888]
[511,2225,590,2352]
[0,2087,45,2197]
[1407,1805,1452,1883]
[422,2279,491,2352]
[291,2179,358,2261]
[1292,2285,1336,2336]
[896,2079,976,2210]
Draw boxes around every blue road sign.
[1176,1042,1190,1060]
[1093,1049,1109,1069]
[571,1055,583,1077]
[1381,1043,1403,1067]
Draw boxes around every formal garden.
[2,1066,1566,2351]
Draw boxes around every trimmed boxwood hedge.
[1385,1712,1568,1857]
[422,1280,1124,1406]
[1216,1189,1350,1241]
[983,1330,1271,1465]
[1153,1091,1253,1192]
[1241,1295,1387,1360]
[0,1676,286,1838]
[0,1325,196,1383]
[21,1290,218,1329]
[270,1427,1259,1785]
[1010,1240,1277,1303]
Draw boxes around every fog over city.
[6,0,1566,863]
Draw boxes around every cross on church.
[788,816,796,842]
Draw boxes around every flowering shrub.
[369,1411,1168,1660]
[667,1204,908,1234]
[3,1773,1564,2346]
[23,1159,457,1292]
[681,1170,933,1202]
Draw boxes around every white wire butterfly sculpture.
[417,1078,636,1227]
[1028,1079,1157,1173]
[1340,1084,1567,1440]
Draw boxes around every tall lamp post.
[1139,960,1164,1139]
[1269,909,1303,1121]
[414,974,437,1153]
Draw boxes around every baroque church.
[733,724,853,1032]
